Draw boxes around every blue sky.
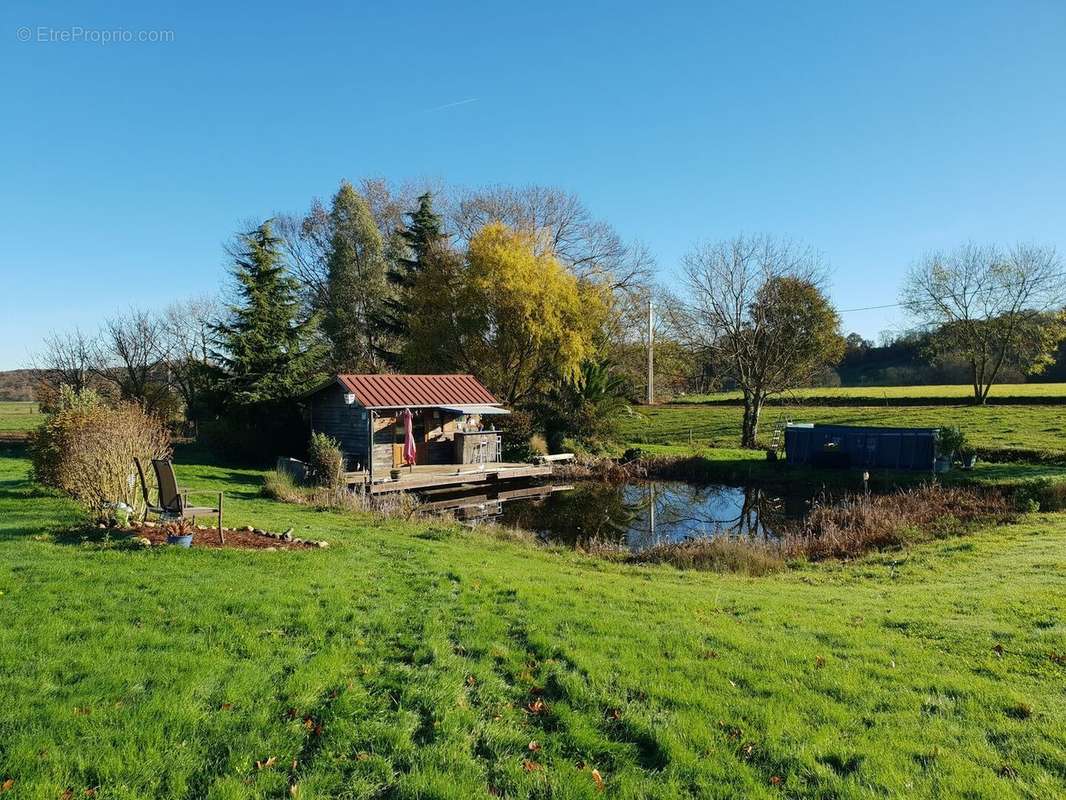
[2,0,1065,369]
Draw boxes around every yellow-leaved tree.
[464,222,608,404]
[404,222,608,406]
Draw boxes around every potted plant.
[936,425,967,472]
[164,518,194,548]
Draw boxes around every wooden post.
[218,492,224,545]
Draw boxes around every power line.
[836,268,1066,315]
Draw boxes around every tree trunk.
[740,394,762,448]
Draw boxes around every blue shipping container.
[784,423,938,471]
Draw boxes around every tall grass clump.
[622,537,786,576]
[788,484,1011,560]
[262,468,303,503]
[28,386,171,517]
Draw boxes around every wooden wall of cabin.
[308,384,370,469]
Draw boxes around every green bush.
[496,410,537,462]
[306,432,344,488]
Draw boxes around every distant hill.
[0,370,36,401]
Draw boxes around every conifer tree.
[379,192,445,365]
[213,221,326,405]
[322,182,391,371]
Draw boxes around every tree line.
[29,178,1066,452]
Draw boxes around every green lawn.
[0,401,40,434]
[673,383,1066,405]
[622,404,1066,460]
[0,447,1064,799]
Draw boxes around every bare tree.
[276,177,432,309]
[93,308,171,410]
[164,295,220,418]
[29,328,99,406]
[672,235,844,447]
[901,243,1066,403]
[447,184,654,292]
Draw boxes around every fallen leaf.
[993,643,1005,657]
[466,675,477,686]
[303,718,314,730]
[526,698,547,716]
[291,759,298,771]
[591,768,605,791]
[84,790,97,798]
[999,763,1018,779]
[605,708,622,721]
[61,790,73,800]
[770,775,782,785]
[815,656,826,668]
[0,779,12,793]
[220,703,233,711]
[528,740,541,752]
[289,784,300,798]
[522,759,541,772]
[355,752,370,761]
[256,756,277,770]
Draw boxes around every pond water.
[418,480,817,550]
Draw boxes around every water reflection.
[420,480,812,550]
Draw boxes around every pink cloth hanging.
[401,408,417,466]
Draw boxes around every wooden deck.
[343,462,554,494]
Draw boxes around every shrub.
[938,425,968,459]
[496,410,537,461]
[29,386,171,518]
[1012,478,1066,513]
[306,432,344,488]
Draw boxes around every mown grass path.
[0,449,1063,798]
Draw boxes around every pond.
[417,480,818,550]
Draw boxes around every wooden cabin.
[306,374,512,481]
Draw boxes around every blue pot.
[166,534,193,548]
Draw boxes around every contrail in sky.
[424,97,478,112]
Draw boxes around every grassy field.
[0,401,40,434]
[0,447,1064,799]
[621,404,1066,460]
[674,383,1066,405]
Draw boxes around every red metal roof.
[335,374,500,409]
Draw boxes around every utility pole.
[646,299,654,405]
